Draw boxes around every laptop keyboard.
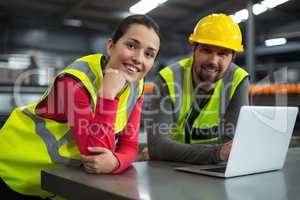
[204,167,226,173]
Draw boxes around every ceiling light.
[252,3,268,15]
[230,0,290,23]
[235,9,249,20]
[265,38,287,46]
[63,19,82,27]
[129,0,168,14]
[230,15,242,24]
[230,9,249,24]
[261,0,289,9]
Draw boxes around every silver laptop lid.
[225,106,298,177]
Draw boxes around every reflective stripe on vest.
[159,57,249,144]
[22,108,81,166]
[41,59,98,108]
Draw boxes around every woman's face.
[106,24,160,82]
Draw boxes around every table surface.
[41,148,300,200]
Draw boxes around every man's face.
[192,44,234,86]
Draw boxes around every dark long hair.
[111,14,160,44]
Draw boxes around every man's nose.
[208,53,219,66]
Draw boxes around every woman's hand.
[81,147,119,174]
[98,68,127,100]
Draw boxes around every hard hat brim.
[189,36,244,53]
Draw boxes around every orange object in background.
[145,83,300,95]
[297,84,300,93]
[144,82,154,94]
[249,84,300,94]
[143,83,300,95]
[286,84,295,93]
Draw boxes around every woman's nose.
[132,50,143,64]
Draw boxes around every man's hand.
[81,147,119,173]
[141,147,150,161]
[219,141,232,161]
[98,68,127,100]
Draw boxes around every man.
[144,13,249,164]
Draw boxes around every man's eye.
[201,47,211,53]
[219,52,229,57]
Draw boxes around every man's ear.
[106,38,114,56]
[231,51,236,62]
[192,43,198,54]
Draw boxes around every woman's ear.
[106,38,114,56]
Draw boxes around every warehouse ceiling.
[0,0,300,61]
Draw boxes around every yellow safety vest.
[0,53,144,198]
[159,57,249,144]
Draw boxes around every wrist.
[218,145,225,161]
[213,145,222,163]
[99,91,116,100]
[112,155,120,171]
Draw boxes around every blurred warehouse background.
[0,0,300,145]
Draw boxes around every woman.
[0,14,160,199]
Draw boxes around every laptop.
[175,106,298,178]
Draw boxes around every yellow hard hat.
[189,13,244,53]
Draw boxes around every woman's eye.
[145,52,155,58]
[126,42,136,49]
